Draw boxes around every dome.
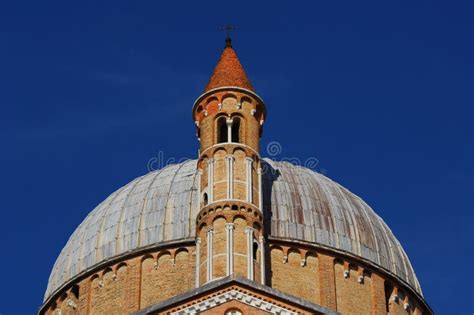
[44,159,421,301]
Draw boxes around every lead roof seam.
[47,184,129,300]
[334,185,362,257]
[376,213,399,279]
[379,217,411,288]
[71,190,124,284]
[349,189,382,265]
[300,167,324,240]
[69,199,112,298]
[162,162,188,242]
[114,174,146,256]
[137,169,168,248]
[94,177,140,268]
[317,175,340,249]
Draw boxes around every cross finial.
[220,24,236,47]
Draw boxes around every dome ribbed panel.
[44,159,421,300]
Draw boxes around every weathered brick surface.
[213,217,227,279]
[43,240,429,315]
[318,253,337,310]
[89,264,129,314]
[371,272,387,314]
[334,263,372,314]
[140,250,194,309]
[270,248,320,305]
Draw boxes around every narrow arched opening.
[385,281,394,313]
[253,241,259,261]
[71,284,80,299]
[231,117,241,143]
[203,193,208,206]
[217,117,228,143]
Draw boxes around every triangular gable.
[133,276,339,315]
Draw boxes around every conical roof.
[204,38,254,92]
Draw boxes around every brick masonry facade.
[42,239,430,315]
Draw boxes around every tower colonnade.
[192,85,267,286]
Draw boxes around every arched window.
[231,117,240,143]
[385,282,394,313]
[71,284,80,299]
[203,193,208,206]
[217,117,228,143]
[225,309,242,315]
[253,241,259,261]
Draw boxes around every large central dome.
[45,158,421,301]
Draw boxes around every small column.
[206,227,214,282]
[225,223,235,276]
[259,235,265,284]
[226,119,233,143]
[245,157,253,203]
[257,167,263,209]
[195,237,201,288]
[225,155,234,199]
[207,159,214,203]
[245,226,255,280]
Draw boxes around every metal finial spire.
[220,24,237,47]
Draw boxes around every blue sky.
[0,1,472,314]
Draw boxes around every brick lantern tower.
[192,36,267,286]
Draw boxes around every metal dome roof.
[44,159,421,301]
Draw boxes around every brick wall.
[43,240,429,315]
[270,247,320,305]
[334,262,372,314]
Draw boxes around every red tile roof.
[204,39,254,92]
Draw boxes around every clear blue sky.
[0,1,472,314]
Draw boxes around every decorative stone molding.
[225,223,235,276]
[196,201,263,229]
[206,227,214,282]
[66,299,77,310]
[207,159,214,203]
[170,289,297,315]
[195,237,201,288]
[226,119,233,143]
[257,167,263,209]
[245,226,255,280]
[225,155,234,199]
[259,235,265,284]
[245,157,253,203]
[404,302,411,311]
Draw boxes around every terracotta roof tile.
[204,39,254,92]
